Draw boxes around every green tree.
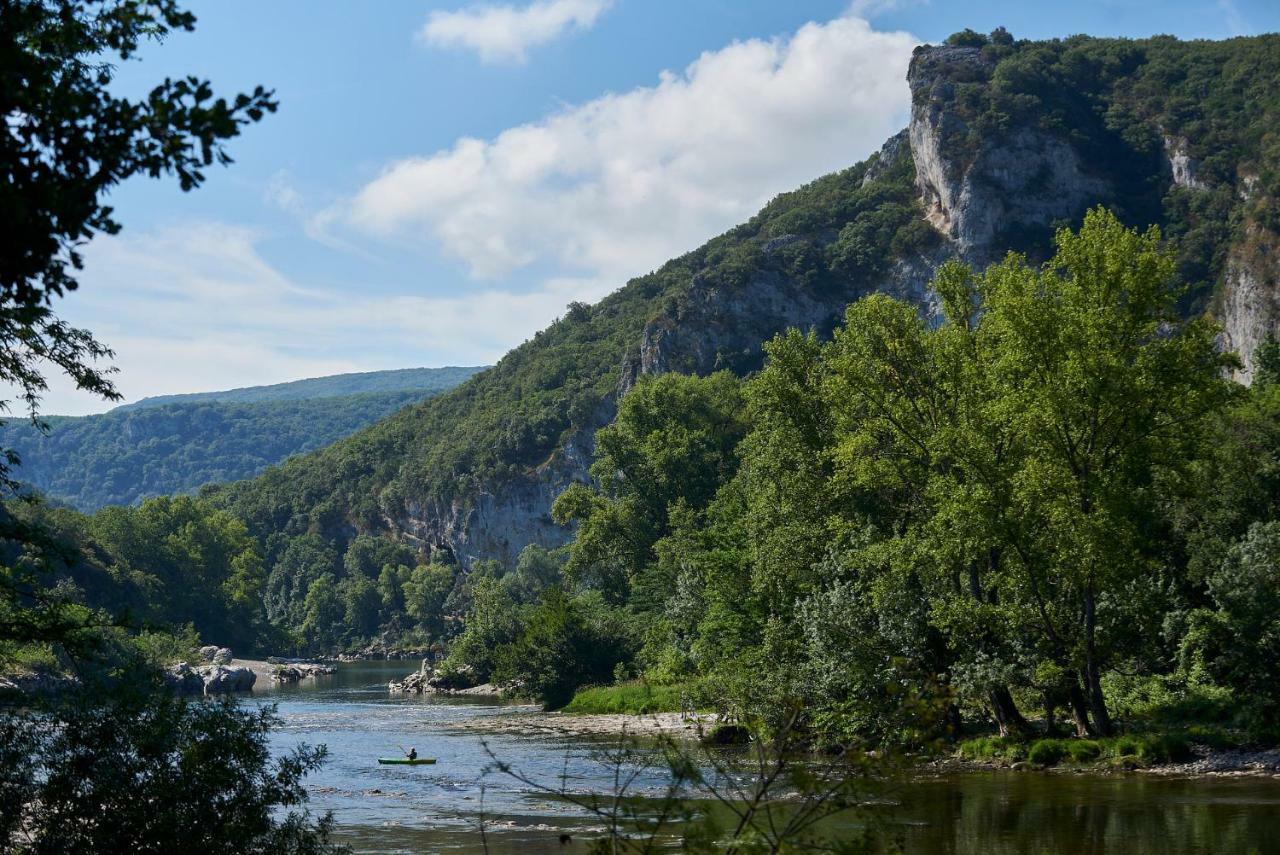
[822,208,1234,735]
[300,574,343,651]
[339,575,381,641]
[0,0,274,477]
[553,371,746,603]
[403,563,455,638]
[0,693,342,853]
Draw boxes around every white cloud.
[344,14,917,283]
[420,0,611,64]
[31,224,613,415]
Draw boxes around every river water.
[254,661,1280,854]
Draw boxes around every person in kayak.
[406,747,417,761]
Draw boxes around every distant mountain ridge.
[2,366,486,511]
[117,366,484,411]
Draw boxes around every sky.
[36,0,1280,414]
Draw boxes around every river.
[254,661,1280,854]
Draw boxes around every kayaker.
[407,747,417,761]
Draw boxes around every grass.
[958,727,1240,769]
[562,680,691,715]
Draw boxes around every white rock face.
[1164,136,1206,190]
[1220,229,1280,382]
[908,46,1109,263]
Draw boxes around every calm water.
[253,661,1280,854]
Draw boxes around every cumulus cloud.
[33,224,613,415]
[420,0,612,64]
[344,14,918,283]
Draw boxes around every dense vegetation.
[2,365,483,511]
[1,2,340,851]
[448,212,1280,749]
[197,33,1280,691]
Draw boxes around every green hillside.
[1,367,484,511]
[117,365,483,410]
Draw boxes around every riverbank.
[448,709,716,738]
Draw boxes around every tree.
[0,0,275,472]
[822,208,1234,736]
[300,574,342,650]
[403,563,455,638]
[553,371,746,603]
[0,692,343,853]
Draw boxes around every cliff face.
[392,41,1280,567]
[907,46,1111,263]
[1221,228,1280,383]
[229,36,1280,574]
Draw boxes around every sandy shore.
[448,709,717,738]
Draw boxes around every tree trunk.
[1082,586,1114,736]
[1067,676,1093,737]
[989,686,1031,737]
[1043,693,1057,737]
[946,703,964,738]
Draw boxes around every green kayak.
[377,757,436,765]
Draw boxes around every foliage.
[0,0,275,482]
[492,588,633,709]
[1184,522,1280,732]
[553,371,747,603]
[118,366,484,410]
[0,692,344,853]
[561,680,690,715]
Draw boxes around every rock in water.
[164,662,205,695]
[199,664,256,694]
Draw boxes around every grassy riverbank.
[561,680,689,714]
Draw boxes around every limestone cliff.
[907,45,1111,264]
[222,35,1280,574]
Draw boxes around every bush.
[0,691,342,852]
[562,681,688,715]
[958,736,1027,762]
[1027,740,1067,766]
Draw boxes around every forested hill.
[117,366,482,410]
[1,367,484,511]
[209,30,1279,581]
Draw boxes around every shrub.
[562,681,687,715]
[1027,740,1067,766]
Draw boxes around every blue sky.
[42,0,1280,414]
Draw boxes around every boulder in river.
[271,663,336,683]
[164,662,206,695]
[198,664,256,694]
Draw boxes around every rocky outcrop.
[165,658,257,695]
[1220,227,1280,382]
[199,645,233,665]
[1164,136,1206,191]
[270,662,336,683]
[389,663,504,696]
[908,45,1110,264]
[201,664,256,693]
